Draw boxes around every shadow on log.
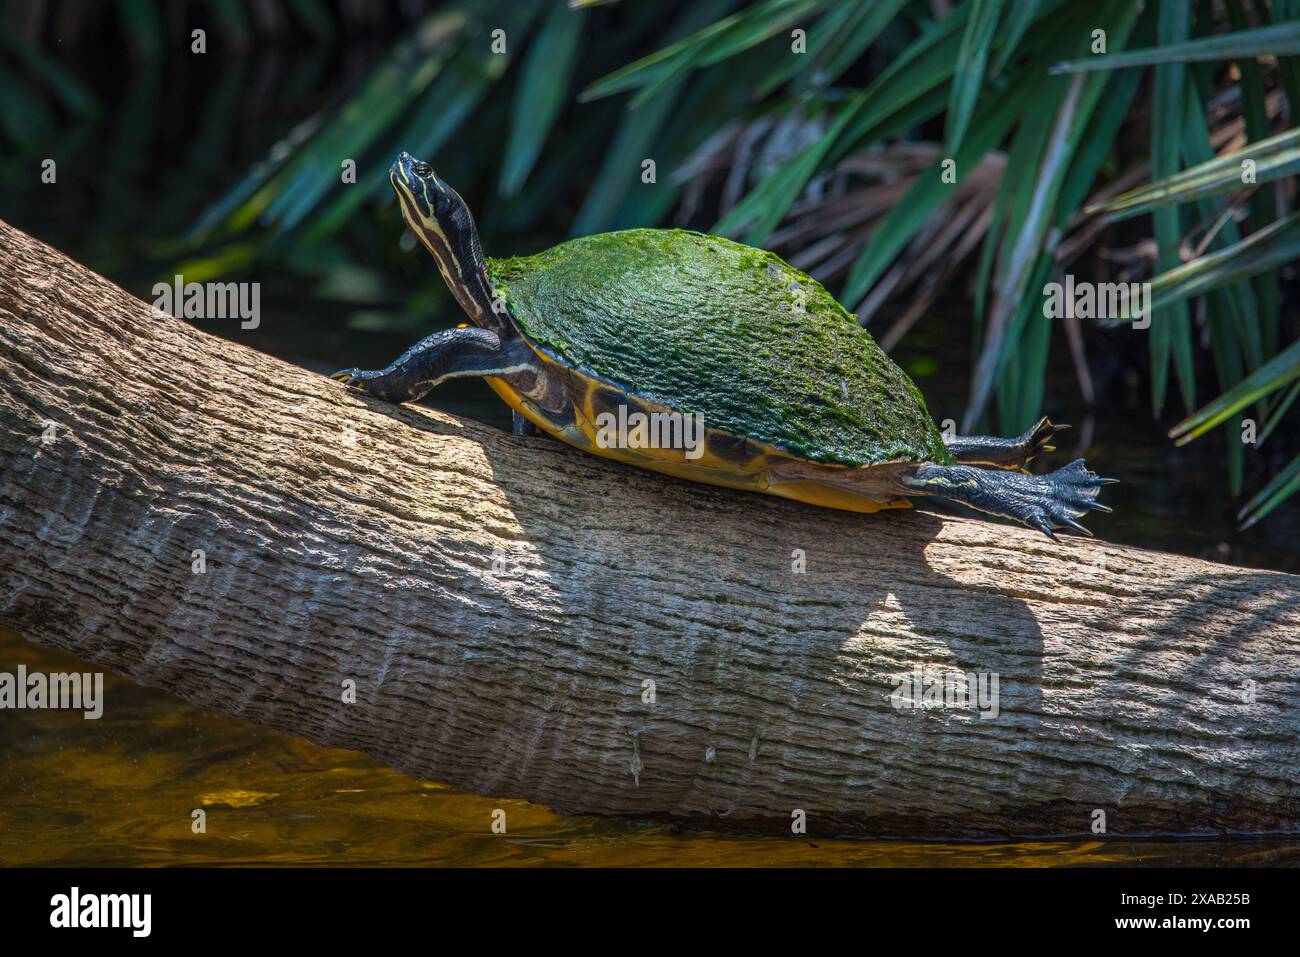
[1,219,1298,838]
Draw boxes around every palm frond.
[1050,21,1300,73]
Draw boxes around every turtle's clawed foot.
[946,417,1073,470]
[903,459,1116,540]
[331,367,404,402]
[1025,459,1118,540]
[1022,416,1071,467]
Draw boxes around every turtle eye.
[413,161,432,176]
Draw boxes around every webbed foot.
[331,367,415,403]
[903,458,1117,539]
[946,416,1072,471]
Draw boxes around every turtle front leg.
[900,459,1116,539]
[332,327,532,404]
[944,417,1069,471]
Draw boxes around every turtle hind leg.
[332,327,532,404]
[512,411,541,437]
[945,417,1070,471]
[901,458,1116,539]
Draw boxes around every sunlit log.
[2,219,1297,837]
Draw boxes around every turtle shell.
[487,228,953,468]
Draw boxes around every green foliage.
[499,3,586,197]
[586,0,1299,522]
[2,0,1297,524]
[1090,126,1300,220]
[1050,21,1300,72]
[946,0,1004,156]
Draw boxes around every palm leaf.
[1148,211,1300,315]
[306,36,512,239]
[1147,0,1193,416]
[716,3,976,246]
[995,20,1147,431]
[946,0,1005,156]
[787,0,912,94]
[1088,126,1300,220]
[1170,337,1300,442]
[499,4,586,196]
[1050,20,1300,72]
[989,0,1042,75]
[573,0,740,236]
[1259,381,1300,444]
[580,0,826,106]
[965,71,1087,431]
[0,30,98,117]
[1178,79,1255,494]
[753,1,858,98]
[1239,453,1300,529]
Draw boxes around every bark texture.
[1,219,1297,838]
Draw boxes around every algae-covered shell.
[488,228,953,467]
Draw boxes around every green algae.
[489,228,952,467]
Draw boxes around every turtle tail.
[900,458,1116,539]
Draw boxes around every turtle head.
[390,151,462,222]
[389,151,496,327]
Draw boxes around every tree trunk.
[1,219,1297,839]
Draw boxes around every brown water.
[3,629,1297,867]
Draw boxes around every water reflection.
[2,627,1297,866]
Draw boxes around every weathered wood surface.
[1,219,1297,838]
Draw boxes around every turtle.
[332,151,1114,538]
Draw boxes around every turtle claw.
[332,368,382,394]
[1062,516,1094,537]
[1025,459,1113,539]
[1024,417,1071,466]
[905,457,1115,540]
[947,417,1075,470]
[332,368,404,402]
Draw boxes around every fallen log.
[1,219,1297,838]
